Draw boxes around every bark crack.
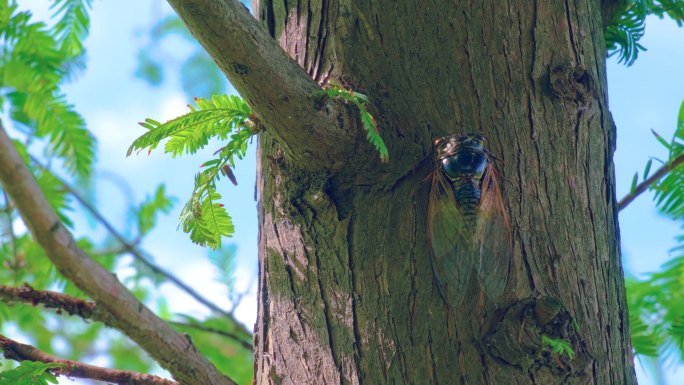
[563,0,581,61]
[314,245,342,385]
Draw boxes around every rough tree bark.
[171,0,636,384]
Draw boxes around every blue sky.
[14,1,684,384]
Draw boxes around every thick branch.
[165,0,352,165]
[0,124,236,385]
[618,153,684,212]
[0,334,178,385]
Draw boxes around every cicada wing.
[428,170,475,306]
[475,164,512,300]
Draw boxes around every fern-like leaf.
[605,1,684,66]
[127,94,252,157]
[179,187,234,249]
[133,184,176,236]
[50,0,93,59]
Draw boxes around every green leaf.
[652,129,672,151]
[0,361,64,385]
[678,99,684,132]
[34,167,74,227]
[316,83,389,162]
[133,184,177,236]
[127,94,252,157]
[179,187,234,249]
[630,172,638,193]
[643,158,653,180]
[541,335,575,359]
[604,1,684,66]
[50,0,93,59]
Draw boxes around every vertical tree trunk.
[253,1,636,384]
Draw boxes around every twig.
[0,284,116,324]
[0,334,178,385]
[169,321,253,351]
[618,153,684,212]
[29,155,251,337]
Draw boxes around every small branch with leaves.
[618,127,684,213]
[314,82,389,163]
[0,335,178,385]
[128,94,256,249]
[618,152,684,211]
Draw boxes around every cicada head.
[434,133,488,182]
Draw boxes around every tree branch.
[0,123,237,385]
[0,334,178,385]
[30,155,251,338]
[0,284,115,324]
[617,153,684,212]
[0,284,254,352]
[169,321,253,351]
[165,0,352,165]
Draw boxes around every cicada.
[428,133,511,306]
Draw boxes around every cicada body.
[428,133,511,306]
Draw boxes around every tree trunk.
[252,1,636,384]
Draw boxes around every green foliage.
[0,361,63,385]
[132,184,176,236]
[652,101,684,219]
[135,15,227,97]
[208,244,237,293]
[128,95,255,248]
[626,100,684,362]
[34,168,73,227]
[605,0,684,65]
[128,95,252,157]
[541,335,575,359]
[0,1,96,178]
[51,0,92,60]
[315,83,389,162]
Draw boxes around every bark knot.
[549,64,595,110]
[482,297,591,379]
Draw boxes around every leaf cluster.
[0,0,96,179]
[605,0,684,65]
[651,101,684,219]
[128,94,256,249]
[314,82,389,162]
[626,100,684,361]
[541,335,575,359]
